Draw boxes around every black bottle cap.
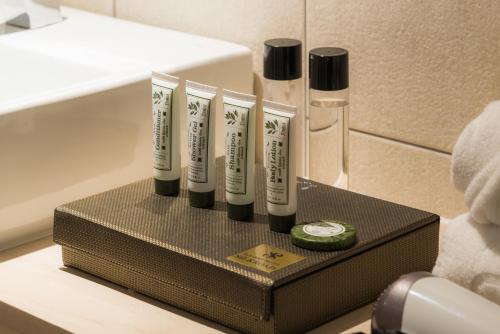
[155,178,180,197]
[264,38,302,80]
[227,202,254,222]
[309,47,349,91]
[268,213,296,233]
[189,190,215,208]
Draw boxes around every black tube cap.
[264,38,302,80]
[268,213,296,233]
[309,47,348,91]
[227,202,254,221]
[155,178,180,197]
[189,190,215,208]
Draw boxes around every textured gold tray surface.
[53,158,439,325]
[55,158,437,284]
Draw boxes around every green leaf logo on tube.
[186,80,217,208]
[152,72,181,196]
[263,100,297,233]
[223,90,257,221]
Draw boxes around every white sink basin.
[0,44,121,111]
[0,7,253,250]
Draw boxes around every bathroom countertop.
[0,237,371,334]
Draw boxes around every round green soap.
[291,220,356,251]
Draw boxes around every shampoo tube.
[186,80,217,208]
[152,72,181,196]
[263,100,297,233]
[223,90,256,221]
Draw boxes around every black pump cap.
[309,47,349,91]
[264,38,302,80]
[155,178,180,196]
[268,213,296,233]
[189,190,215,208]
[227,202,254,221]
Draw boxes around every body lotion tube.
[152,72,181,196]
[263,100,297,233]
[223,90,256,221]
[186,81,217,208]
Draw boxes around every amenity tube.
[223,89,257,221]
[186,80,217,208]
[263,100,297,233]
[152,72,181,196]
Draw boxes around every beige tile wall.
[114,0,305,76]
[61,0,500,217]
[61,0,114,16]
[350,131,466,218]
[306,0,500,217]
[307,0,500,153]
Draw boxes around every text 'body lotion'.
[186,81,217,208]
[152,72,181,196]
[223,90,257,221]
[263,100,297,233]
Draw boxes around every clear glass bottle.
[263,38,305,177]
[308,47,349,189]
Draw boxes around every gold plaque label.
[227,244,304,273]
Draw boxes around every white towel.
[433,101,500,304]
[433,213,500,303]
[451,101,500,225]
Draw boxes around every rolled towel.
[433,213,500,304]
[451,101,500,225]
[433,101,500,304]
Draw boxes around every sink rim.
[0,6,252,116]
